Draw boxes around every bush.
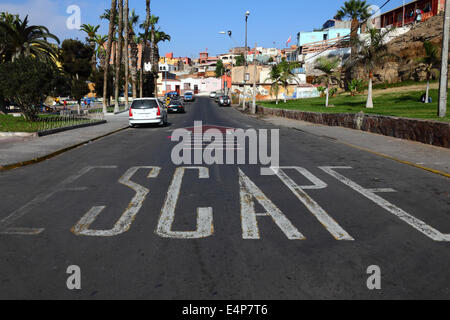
[317,86,326,97]
[0,57,55,120]
[348,79,366,96]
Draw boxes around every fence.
[301,35,351,54]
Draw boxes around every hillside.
[355,13,447,84]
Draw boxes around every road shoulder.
[0,113,129,170]
[258,114,450,176]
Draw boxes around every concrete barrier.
[254,105,450,148]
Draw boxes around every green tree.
[0,57,55,120]
[265,64,282,104]
[80,24,100,72]
[417,41,440,104]
[314,56,341,107]
[0,14,59,63]
[278,60,301,103]
[348,28,394,108]
[235,54,245,66]
[60,39,93,81]
[215,59,225,78]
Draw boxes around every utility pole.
[402,0,405,27]
[252,43,258,114]
[438,0,450,118]
[243,11,250,110]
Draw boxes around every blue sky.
[1,0,403,58]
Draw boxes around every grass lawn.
[0,114,96,132]
[259,88,450,123]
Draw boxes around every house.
[380,0,445,28]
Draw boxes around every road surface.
[0,97,449,299]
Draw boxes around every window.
[424,3,432,13]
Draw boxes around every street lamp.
[219,31,234,96]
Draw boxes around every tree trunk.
[130,40,138,99]
[103,0,117,114]
[90,40,97,72]
[139,63,143,98]
[350,18,359,57]
[425,77,430,104]
[114,0,124,113]
[366,73,374,108]
[124,0,129,109]
[151,24,157,98]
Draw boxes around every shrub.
[0,57,55,120]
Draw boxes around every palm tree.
[349,28,393,108]
[103,0,117,113]
[278,60,301,103]
[336,0,370,59]
[153,28,170,96]
[417,41,440,104]
[314,56,341,107]
[114,0,124,113]
[127,10,140,99]
[80,24,100,71]
[95,34,108,67]
[265,64,282,105]
[0,15,60,63]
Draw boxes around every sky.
[1,0,405,58]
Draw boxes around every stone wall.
[255,105,450,148]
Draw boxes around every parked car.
[184,91,195,102]
[167,101,185,113]
[165,91,179,99]
[218,95,231,107]
[129,98,167,127]
[209,91,217,98]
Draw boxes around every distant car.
[184,91,195,102]
[167,101,185,113]
[218,95,231,107]
[129,98,167,127]
[165,91,179,99]
[209,91,217,98]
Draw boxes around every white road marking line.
[156,167,213,239]
[271,167,354,241]
[367,188,397,193]
[239,168,305,240]
[71,166,161,237]
[0,166,117,235]
[320,166,450,242]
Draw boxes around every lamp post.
[243,10,250,110]
[219,31,233,97]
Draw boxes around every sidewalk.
[0,113,129,169]
[259,115,450,175]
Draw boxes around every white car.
[209,91,217,98]
[129,98,168,127]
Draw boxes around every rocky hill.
[355,13,447,83]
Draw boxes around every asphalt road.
[0,97,449,300]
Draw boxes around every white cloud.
[1,0,85,42]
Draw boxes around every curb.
[0,132,37,138]
[0,126,129,171]
[236,106,450,179]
